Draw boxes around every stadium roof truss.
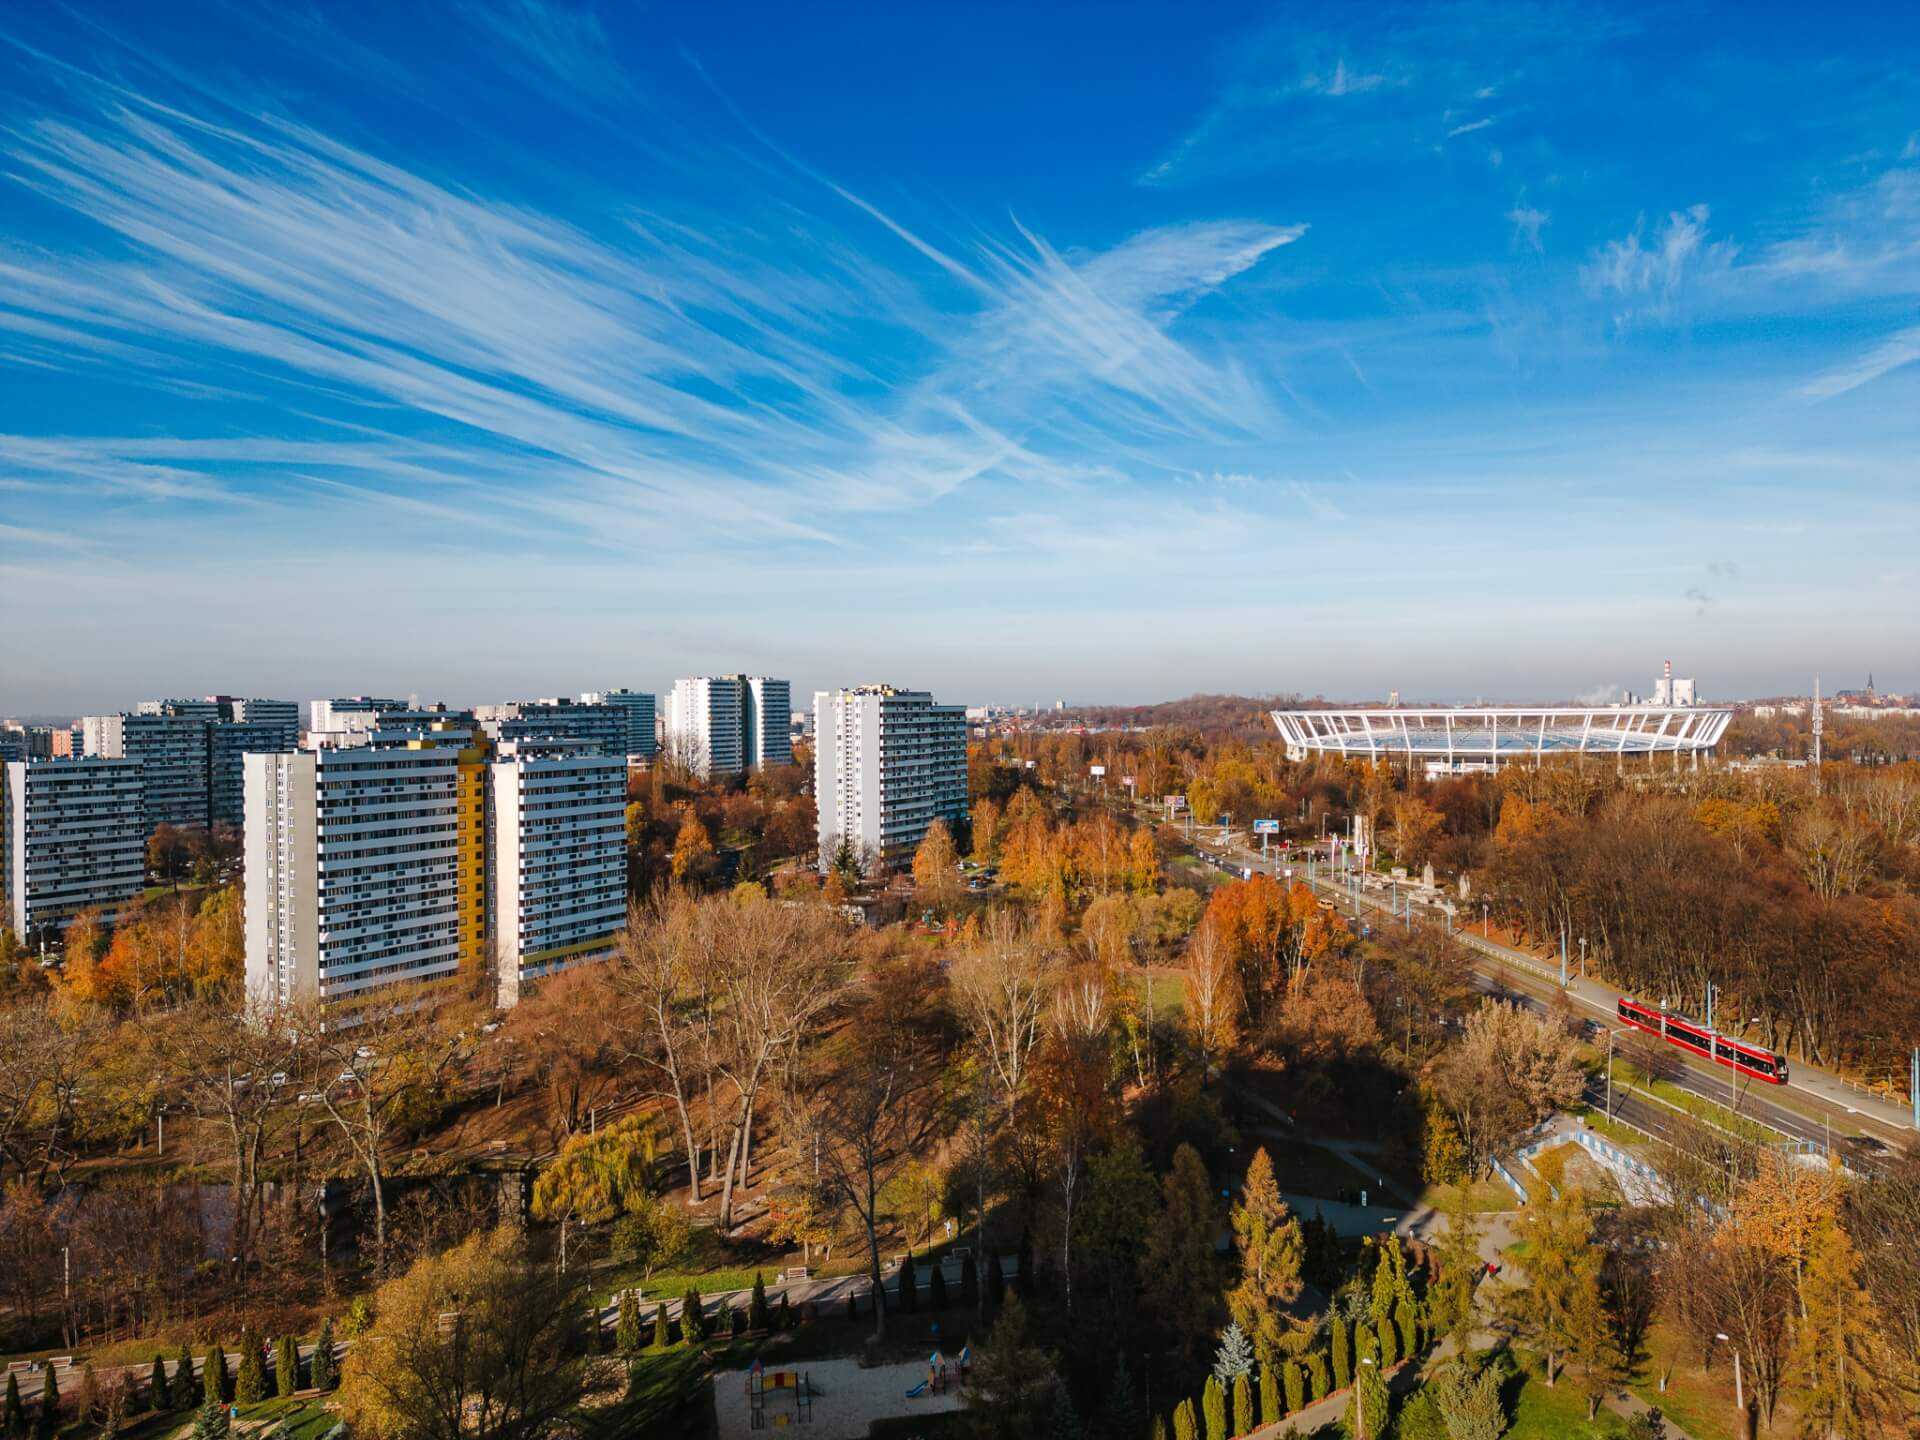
[1270,707,1733,767]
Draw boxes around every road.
[1119,792,1916,1157]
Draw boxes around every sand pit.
[713,1355,965,1440]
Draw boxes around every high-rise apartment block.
[665,675,791,776]
[244,735,483,1007]
[3,758,147,938]
[245,724,626,1011]
[580,690,658,760]
[84,697,299,831]
[488,744,627,1007]
[813,685,967,871]
[474,699,625,758]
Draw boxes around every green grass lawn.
[1623,1325,1745,1440]
[1256,1138,1380,1202]
[1605,1060,1777,1144]
[1503,1370,1634,1439]
[1416,1178,1518,1214]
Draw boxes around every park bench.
[781,1265,810,1282]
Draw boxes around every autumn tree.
[1501,1185,1606,1385]
[912,820,964,911]
[1792,1217,1897,1437]
[669,814,717,887]
[339,1227,582,1440]
[1430,999,1583,1175]
[529,1116,660,1271]
[1182,921,1239,1079]
[1226,1148,1305,1363]
[610,893,712,1199]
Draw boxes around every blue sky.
[1,0,1916,712]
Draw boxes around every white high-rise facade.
[665,675,793,776]
[746,678,792,768]
[3,758,147,938]
[813,685,967,871]
[487,746,627,1007]
[244,742,474,1006]
[665,676,746,775]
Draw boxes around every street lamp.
[1605,1030,1621,1119]
[1714,1332,1744,1422]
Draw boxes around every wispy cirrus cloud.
[0,66,1304,561]
[1799,324,1920,400]
[1581,204,1737,328]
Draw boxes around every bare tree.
[307,998,471,1265]
[706,896,850,1230]
[611,894,710,1200]
[149,995,305,1270]
[779,953,949,1340]
[950,911,1057,1119]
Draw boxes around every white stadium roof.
[1271,706,1733,764]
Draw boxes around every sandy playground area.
[712,1355,966,1440]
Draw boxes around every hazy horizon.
[2,2,1917,713]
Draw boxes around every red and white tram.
[1615,997,1789,1085]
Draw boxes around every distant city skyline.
[2,3,1917,711]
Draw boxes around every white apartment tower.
[665,675,792,776]
[244,742,479,1007]
[813,685,967,871]
[746,678,792,768]
[3,758,147,938]
[581,690,658,760]
[487,745,627,1007]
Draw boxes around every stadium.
[1270,705,1734,773]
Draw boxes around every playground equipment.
[905,1350,955,1399]
[747,1357,814,1429]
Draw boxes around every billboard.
[1252,819,1280,835]
[1165,794,1187,811]
[1090,764,1107,777]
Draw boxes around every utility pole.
[1812,675,1823,795]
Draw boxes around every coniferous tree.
[1231,1373,1252,1437]
[1172,1398,1197,1440]
[777,1293,792,1330]
[615,1291,641,1353]
[652,1302,670,1350]
[1791,1218,1895,1438]
[1258,1366,1280,1427]
[1306,1351,1330,1402]
[33,1366,57,1440]
[1201,1377,1227,1440]
[731,1308,746,1338]
[310,1320,336,1391]
[1377,1315,1399,1369]
[149,1356,170,1412]
[190,1396,228,1440]
[1395,1298,1418,1359]
[930,1262,948,1310]
[1347,1360,1389,1440]
[234,1333,266,1405]
[1500,1185,1602,1386]
[1149,1415,1168,1440]
[681,1287,705,1342]
[1048,1384,1082,1440]
[898,1262,917,1313]
[202,1345,228,1406]
[76,1364,100,1430]
[174,1345,195,1404]
[1282,1359,1305,1415]
[749,1274,771,1331]
[275,1336,297,1398]
[987,1250,1008,1311]
[1330,1316,1352,1390]
[4,1373,25,1439]
[1212,1323,1255,1386]
[1102,1353,1144,1440]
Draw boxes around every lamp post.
[1715,1332,1745,1430]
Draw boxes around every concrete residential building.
[208,717,300,828]
[813,685,967,871]
[244,738,483,1007]
[580,690,658,761]
[487,743,627,1007]
[84,705,214,831]
[665,674,793,776]
[665,676,747,775]
[3,757,146,938]
[746,677,793,769]
[307,697,407,733]
[475,699,625,758]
